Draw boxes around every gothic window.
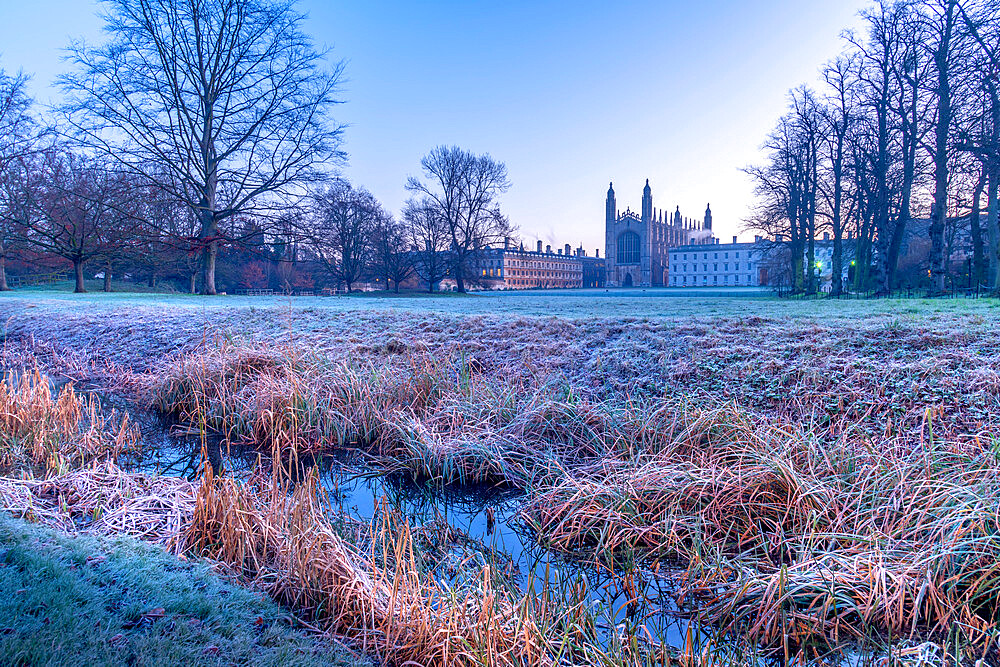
[617,232,640,264]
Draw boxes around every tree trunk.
[190,273,197,294]
[832,233,842,297]
[0,255,9,292]
[103,260,112,292]
[929,0,955,296]
[971,169,986,286]
[201,239,218,295]
[73,258,86,293]
[990,83,1000,291]
[886,215,907,293]
[990,169,1000,294]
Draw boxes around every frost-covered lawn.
[4,286,998,441]
[6,284,1000,319]
[5,288,1000,659]
[0,515,364,666]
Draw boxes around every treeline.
[748,0,1000,296]
[0,0,512,295]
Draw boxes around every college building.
[667,237,766,287]
[604,180,714,287]
[478,240,606,289]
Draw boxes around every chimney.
[565,243,571,256]
[504,236,510,250]
[537,240,543,253]
[546,244,552,254]
[596,248,600,258]
[755,235,762,243]
[558,248,563,255]
[823,232,830,241]
[732,235,738,244]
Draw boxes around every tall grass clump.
[0,369,138,475]
[181,444,559,666]
[145,343,627,488]
[523,406,1000,659]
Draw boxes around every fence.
[775,282,994,300]
[8,271,71,288]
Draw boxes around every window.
[617,231,640,264]
[724,263,729,271]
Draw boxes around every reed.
[141,341,1000,660]
[523,406,1000,659]
[180,454,559,666]
[0,460,196,542]
[144,343,618,488]
[0,368,139,475]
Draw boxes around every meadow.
[1,287,999,666]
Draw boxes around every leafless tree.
[818,55,860,296]
[920,0,966,293]
[370,215,414,293]
[0,68,41,290]
[403,197,449,293]
[59,0,345,295]
[956,0,1000,292]
[21,149,138,293]
[745,88,821,294]
[406,146,512,293]
[306,181,381,292]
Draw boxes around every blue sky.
[0,0,869,251]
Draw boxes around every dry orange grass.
[181,460,559,667]
[0,368,138,475]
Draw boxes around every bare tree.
[22,149,136,293]
[921,0,965,293]
[59,0,345,295]
[0,68,40,290]
[406,146,512,293]
[745,89,821,294]
[403,197,449,293]
[370,214,414,293]
[957,0,1000,291]
[306,181,381,292]
[819,55,859,296]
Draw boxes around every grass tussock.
[0,368,138,475]
[145,342,1000,657]
[181,461,560,666]
[523,405,1000,656]
[145,343,622,488]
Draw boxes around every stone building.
[478,240,605,289]
[667,237,766,287]
[604,180,714,287]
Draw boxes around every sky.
[0,0,870,252]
